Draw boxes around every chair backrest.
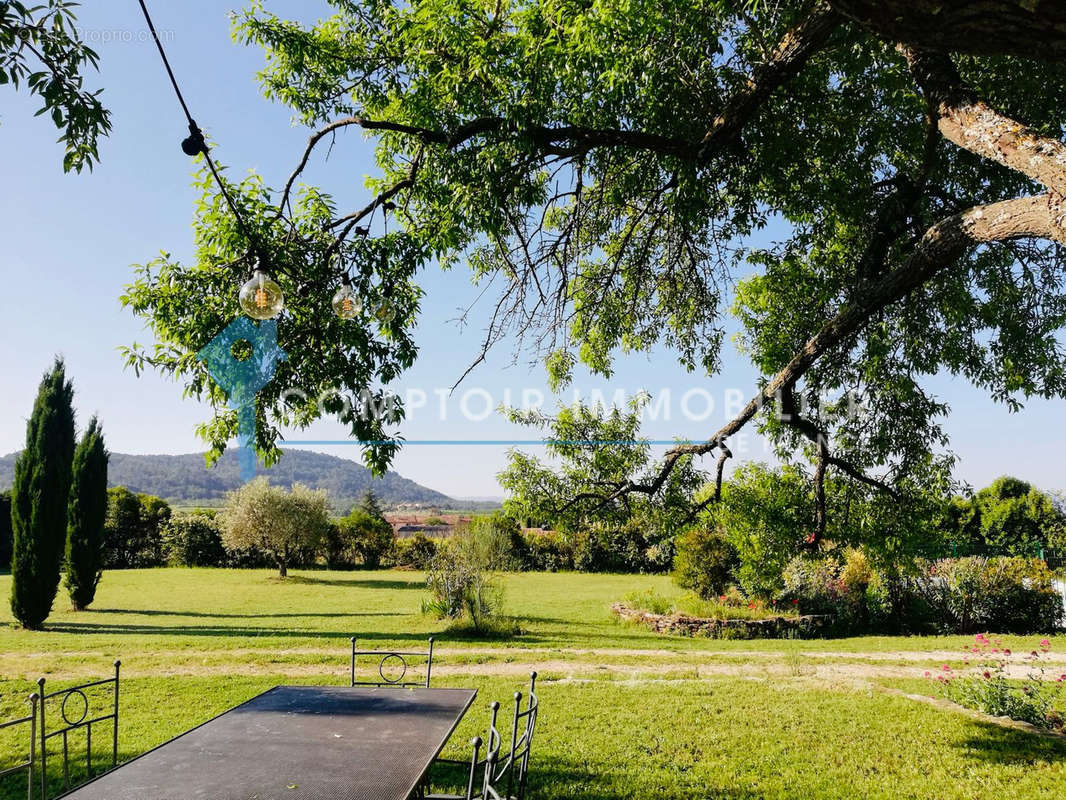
[350,637,434,687]
[435,673,539,800]
[36,661,120,799]
[0,693,38,800]
[485,672,539,800]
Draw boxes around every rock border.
[612,603,834,639]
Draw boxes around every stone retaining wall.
[611,603,834,639]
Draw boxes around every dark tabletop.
[57,685,478,800]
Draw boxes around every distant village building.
[394,523,452,538]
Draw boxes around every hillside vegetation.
[0,449,456,509]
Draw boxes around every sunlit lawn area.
[1,569,1065,799]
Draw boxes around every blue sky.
[1,0,1063,499]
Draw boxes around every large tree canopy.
[124,0,1066,537]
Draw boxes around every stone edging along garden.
[611,603,834,639]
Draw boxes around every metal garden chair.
[0,693,38,799]
[349,637,435,687]
[426,671,540,800]
[35,660,120,799]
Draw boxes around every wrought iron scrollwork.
[350,637,434,688]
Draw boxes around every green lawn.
[1,568,1065,799]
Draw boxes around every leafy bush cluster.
[514,528,573,572]
[919,558,1063,634]
[102,487,172,569]
[666,463,1065,636]
[394,533,438,569]
[772,553,1062,635]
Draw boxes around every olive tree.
[219,477,330,577]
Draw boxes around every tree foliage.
[500,394,704,536]
[10,358,76,629]
[338,506,395,568]
[0,490,12,569]
[65,416,108,610]
[103,487,172,569]
[125,0,1066,530]
[219,477,330,576]
[0,0,110,171]
[941,477,1066,556]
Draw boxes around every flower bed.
[611,602,833,639]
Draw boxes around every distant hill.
[0,449,458,511]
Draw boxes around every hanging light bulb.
[332,277,362,320]
[239,263,284,320]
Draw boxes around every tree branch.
[698,1,841,159]
[588,194,1066,508]
[832,1,1066,62]
[903,46,1066,196]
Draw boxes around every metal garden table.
[56,685,477,800]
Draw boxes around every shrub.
[930,634,1065,731]
[517,529,573,571]
[422,545,500,633]
[457,513,523,571]
[621,588,799,621]
[715,463,810,598]
[624,588,674,615]
[573,520,665,573]
[340,509,396,569]
[103,487,172,569]
[921,557,1063,634]
[673,523,737,599]
[394,533,438,569]
[779,549,875,633]
[164,514,227,567]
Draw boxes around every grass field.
[1,568,1065,799]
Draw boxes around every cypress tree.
[66,416,108,610]
[0,491,12,570]
[358,489,386,522]
[10,358,76,629]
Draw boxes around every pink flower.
[1040,638,1051,650]
[1003,649,1011,656]
[983,671,991,679]
[942,664,951,671]
[924,671,931,678]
